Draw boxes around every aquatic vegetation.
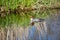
[0,0,60,27]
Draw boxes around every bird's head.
[30,16,35,21]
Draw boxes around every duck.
[30,16,44,23]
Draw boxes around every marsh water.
[0,21,47,40]
[0,12,60,40]
[0,4,60,40]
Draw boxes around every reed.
[0,0,60,27]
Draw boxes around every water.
[0,21,47,40]
[0,13,60,40]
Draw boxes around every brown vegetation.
[0,4,60,17]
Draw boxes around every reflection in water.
[0,15,60,40]
[0,22,48,40]
[28,25,36,40]
[28,23,47,40]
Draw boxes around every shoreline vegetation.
[0,0,60,27]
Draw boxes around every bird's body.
[31,17,44,23]
[30,16,44,25]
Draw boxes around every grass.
[0,0,60,9]
[0,0,37,9]
[0,0,60,28]
[0,10,50,28]
[0,13,30,28]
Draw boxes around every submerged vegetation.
[0,0,60,27]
